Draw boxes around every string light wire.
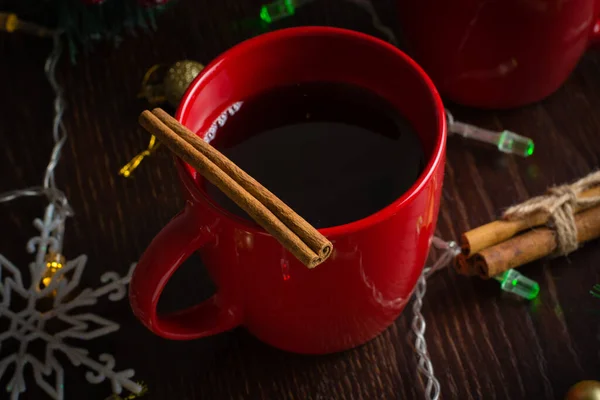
[0,32,72,249]
[343,0,398,45]
[0,32,69,205]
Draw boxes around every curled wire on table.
[343,0,398,45]
[0,32,72,246]
[412,238,461,400]
[43,32,68,191]
[0,187,73,217]
[1,32,69,204]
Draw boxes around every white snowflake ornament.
[0,203,142,400]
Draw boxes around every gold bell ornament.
[139,60,205,108]
[120,60,204,178]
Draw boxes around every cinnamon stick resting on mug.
[139,108,333,268]
[461,186,600,257]
[457,204,600,278]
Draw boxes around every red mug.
[129,27,446,354]
[397,0,600,109]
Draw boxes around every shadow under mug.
[398,0,600,109]
[128,27,447,354]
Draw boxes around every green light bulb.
[494,269,540,300]
[260,0,296,24]
[446,111,535,158]
[497,130,535,157]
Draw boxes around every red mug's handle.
[129,205,242,340]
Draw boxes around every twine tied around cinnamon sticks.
[503,170,600,255]
[456,170,600,279]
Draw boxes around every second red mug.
[129,27,446,354]
[398,0,600,109]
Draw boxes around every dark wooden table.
[2,1,600,399]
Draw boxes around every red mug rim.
[175,26,446,238]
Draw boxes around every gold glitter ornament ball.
[163,60,204,107]
[566,381,600,400]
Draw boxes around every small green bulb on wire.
[498,130,535,157]
[590,284,600,298]
[446,110,535,158]
[494,269,540,300]
[260,0,296,23]
[259,0,316,24]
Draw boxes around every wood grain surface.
[1,0,600,399]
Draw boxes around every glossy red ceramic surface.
[129,27,447,354]
[398,0,600,109]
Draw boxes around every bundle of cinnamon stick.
[139,108,333,268]
[455,185,600,279]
